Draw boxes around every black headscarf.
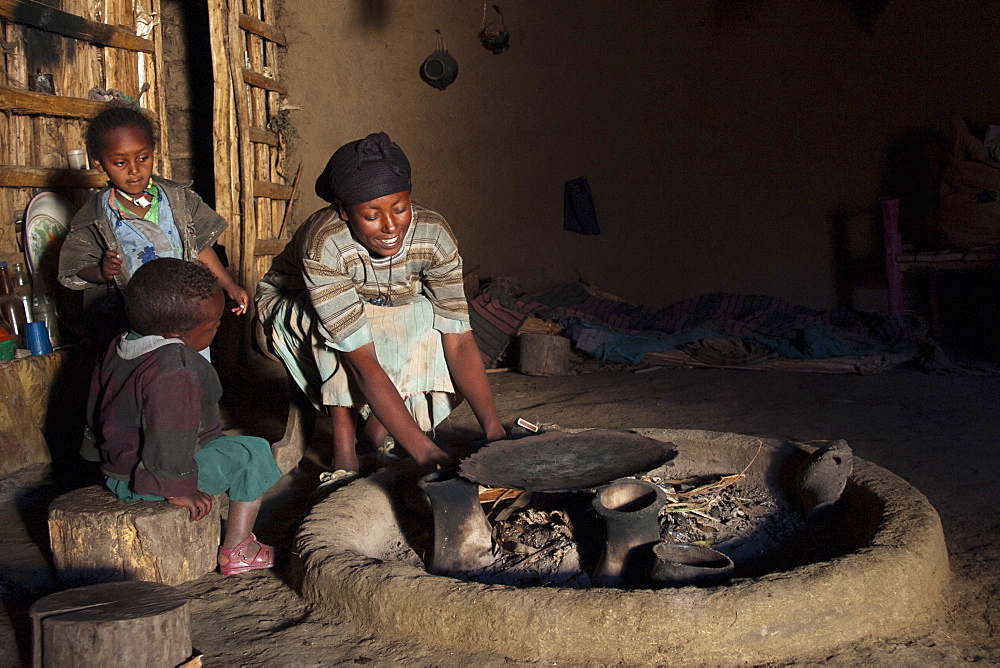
[315,132,411,206]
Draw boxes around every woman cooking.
[256,132,506,493]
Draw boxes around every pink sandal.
[218,533,274,575]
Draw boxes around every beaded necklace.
[115,178,157,209]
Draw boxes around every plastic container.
[31,294,61,348]
[0,337,14,360]
[67,148,88,169]
[0,313,14,356]
[25,320,52,355]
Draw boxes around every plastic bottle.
[11,262,33,324]
[0,262,26,347]
[31,294,61,348]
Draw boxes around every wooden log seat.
[48,485,222,586]
[30,581,193,668]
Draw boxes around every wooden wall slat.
[33,116,63,168]
[3,17,28,88]
[0,111,8,164]
[253,179,292,200]
[10,116,29,166]
[253,237,288,257]
[254,197,268,253]
[0,0,153,52]
[227,3,255,287]
[241,68,286,94]
[0,85,109,118]
[238,13,285,46]
[0,165,105,188]
[247,126,278,146]
[267,90,284,236]
[104,47,141,100]
[147,0,168,177]
[206,0,237,270]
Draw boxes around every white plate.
[23,191,77,295]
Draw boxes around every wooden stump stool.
[30,580,192,668]
[48,485,221,586]
[518,332,570,376]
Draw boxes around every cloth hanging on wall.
[564,176,600,235]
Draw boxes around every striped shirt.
[257,202,470,351]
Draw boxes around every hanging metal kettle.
[420,30,458,90]
[479,4,510,54]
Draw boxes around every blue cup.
[25,321,52,355]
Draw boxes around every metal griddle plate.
[459,429,677,492]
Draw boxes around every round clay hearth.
[295,429,949,665]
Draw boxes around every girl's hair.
[125,258,218,336]
[86,104,157,157]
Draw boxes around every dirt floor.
[2,349,999,666]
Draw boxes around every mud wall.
[277,1,999,310]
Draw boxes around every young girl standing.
[59,105,248,346]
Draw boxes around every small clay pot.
[649,542,734,588]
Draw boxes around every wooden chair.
[881,133,1000,334]
[882,197,999,335]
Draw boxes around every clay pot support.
[592,478,665,588]
[417,470,494,576]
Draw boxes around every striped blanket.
[470,282,918,369]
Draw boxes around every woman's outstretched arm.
[342,342,449,466]
[442,330,506,441]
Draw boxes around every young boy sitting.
[81,257,281,575]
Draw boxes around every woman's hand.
[167,490,213,521]
[484,425,508,442]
